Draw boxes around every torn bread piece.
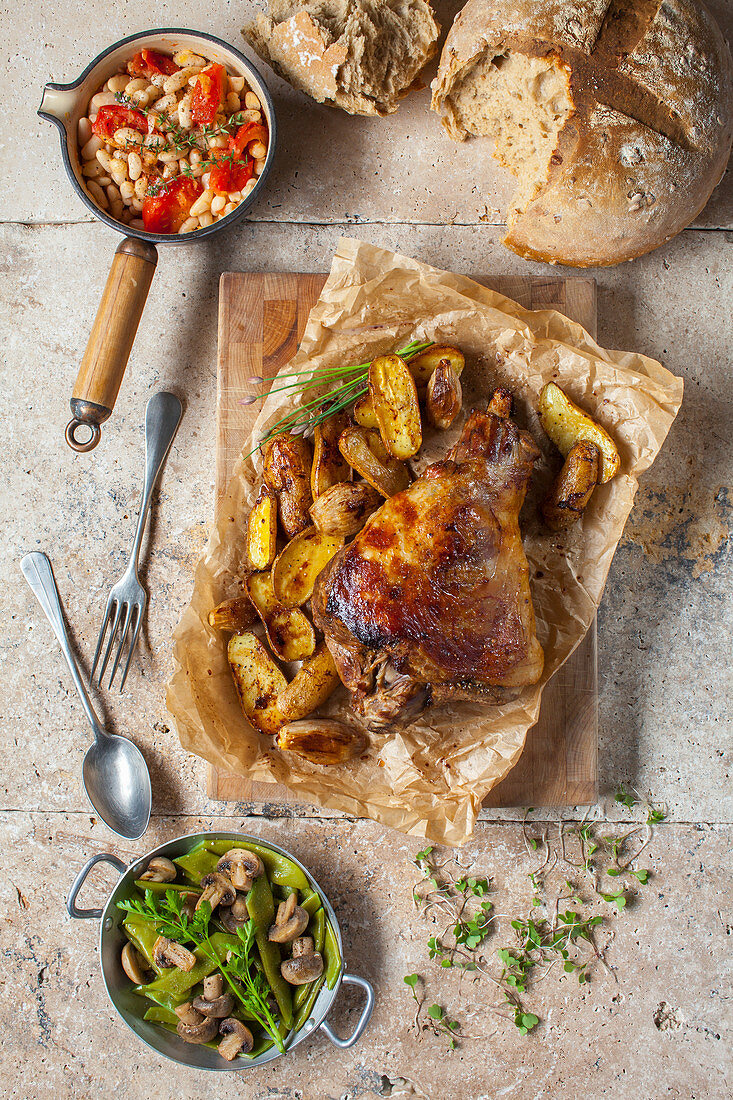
[245,0,440,116]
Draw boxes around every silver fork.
[91,391,183,691]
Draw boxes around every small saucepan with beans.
[39,29,277,452]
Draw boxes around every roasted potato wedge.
[488,387,513,418]
[542,441,601,530]
[228,632,287,735]
[426,360,463,430]
[208,597,257,633]
[309,480,382,538]
[245,571,316,662]
[408,345,465,393]
[369,354,422,460]
[338,427,410,498]
[263,433,314,538]
[353,394,379,429]
[311,411,351,498]
[539,382,620,483]
[272,526,344,607]
[277,719,367,765]
[247,484,277,570]
[276,643,341,721]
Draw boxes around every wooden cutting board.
[208,272,598,809]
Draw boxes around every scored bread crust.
[431,0,733,266]
[246,0,441,116]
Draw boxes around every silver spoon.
[20,551,151,840]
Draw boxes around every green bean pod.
[323,918,342,990]
[134,932,239,999]
[245,874,293,1028]
[204,839,309,891]
[293,908,326,1011]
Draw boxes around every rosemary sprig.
[247,339,432,455]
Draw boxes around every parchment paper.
[166,238,683,845]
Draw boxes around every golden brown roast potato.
[368,354,422,460]
[338,427,410,498]
[426,360,463,429]
[247,484,277,570]
[408,345,465,393]
[272,527,344,607]
[208,597,257,632]
[311,411,351,498]
[245,571,316,662]
[309,480,382,538]
[353,394,379,429]
[228,632,287,735]
[539,382,620,483]
[263,433,314,538]
[276,643,341,721]
[542,440,601,530]
[276,719,367,765]
[488,387,513,418]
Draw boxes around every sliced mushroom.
[196,872,236,912]
[152,935,197,972]
[139,856,177,883]
[176,1008,219,1044]
[218,1018,254,1061]
[280,937,324,985]
[268,893,309,944]
[203,973,224,1000]
[216,849,264,891]
[120,941,149,984]
[193,991,233,1018]
[220,894,251,933]
[174,1001,203,1026]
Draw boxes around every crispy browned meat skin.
[311,406,545,731]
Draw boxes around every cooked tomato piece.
[128,49,179,78]
[229,122,268,158]
[209,154,254,195]
[190,63,226,125]
[92,105,148,141]
[142,177,203,234]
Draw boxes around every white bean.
[121,208,134,224]
[202,172,211,190]
[226,91,241,113]
[222,201,237,215]
[177,94,193,130]
[173,50,205,68]
[110,201,124,220]
[111,165,128,187]
[244,91,260,110]
[162,163,177,180]
[134,177,148,199]
[243,178,257,197]
[163,66,200,95]
[128,151,143,180]
[108,73,130,94]
[77,117,92,145]
[87,179,109,208]
[90,90,117,112]
[158,149,180,164]
[129,218,145,230]
[106,181,121,201]
[207,135,227,150]
[149,72,167,88]
[97,175,112,187]
[249,140,267,159]
[210,194,226,214]
[152,94,177,116]
[120,180,135,200]
[189,188,214,217]
[228,76,245,94]
[130,88,152,107]
[242,108,262,124]
[198,211,214,228]
[82,162,104,179]
[125,78,148,94]
[81,134,103,161]
[96,148,113,171]
[254,158,265,176]
[114,127,143,146]
[178,216,200,233]
[189,149,202,167]
[228,190,242,203]
[131,198,144,212]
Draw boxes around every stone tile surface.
[1,815,730,1100]
[10,0,733,228]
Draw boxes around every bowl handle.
[319,973,375,1049]
[67,853,127,918]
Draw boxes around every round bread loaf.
[431,0,733,266]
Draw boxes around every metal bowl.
[66,831,374,1070]
[38,27,277,245]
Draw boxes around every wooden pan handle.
[66,237,158,452]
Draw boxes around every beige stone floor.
[1,2,733,1097]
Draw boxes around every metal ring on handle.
[66,417,102,452]
[319,973,375,1049]
[66,853,127,918]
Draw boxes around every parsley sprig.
[117,888,285,1052]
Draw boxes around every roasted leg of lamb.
[312,395,544,731]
